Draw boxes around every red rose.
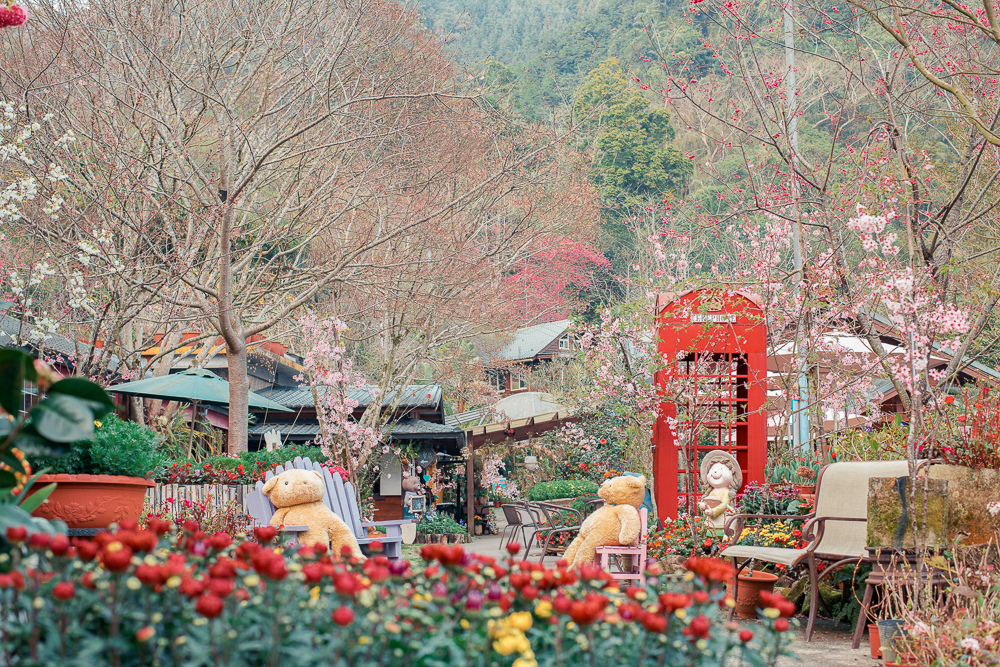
[28,532,52,550]
[253,526,277,544]
[332,606,354,626]
[207,578,233,598]
[957,415,967,423]
[207,532,232,551]
[99,542,134,573]
[944,396,955,404]
[684,614,711,639]
[5,526,27,543]
[774,618,790,632]
[136,626,156,642]
[640,612,667,633]
[739,629,754,642]
[505,542,521,556]
[49,534,71,556]
[52,581,75,601]
[179,577,205,599]
[195,594,225,619]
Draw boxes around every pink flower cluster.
[0,4,27,29]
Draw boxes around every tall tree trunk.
[227,340,249,454]
[217,138,248,453]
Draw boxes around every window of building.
[489,372,506,392]
[559,336,571,350]
[513,374,528,390]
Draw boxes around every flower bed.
[0,522,796,666]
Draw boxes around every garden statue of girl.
[697,450,743,533]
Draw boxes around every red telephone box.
[652,290,767,519]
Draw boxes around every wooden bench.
[246,456,409,560]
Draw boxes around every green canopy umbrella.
[108,368,291,412]
[109,368,290,457]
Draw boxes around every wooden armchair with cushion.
[721,460,910,641]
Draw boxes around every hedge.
[526,479,599,501]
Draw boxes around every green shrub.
[201,455,241,471]
[527,479,598,501]
[571,492,600,515]
[33,414,166,478]
[416,512,466,534]
[238,445,326,468]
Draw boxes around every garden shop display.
[0,520,796,666]
[697,450,742,533]
[563,474,646,567]
[262,468,362,557]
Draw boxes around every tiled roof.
[0,315,121,371]
[481,320,572,362]
[256,385,442,410]
[248,417,462,440]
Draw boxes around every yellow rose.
[533,600,553,619]
[493,631,525,656]
[508,612,533,632]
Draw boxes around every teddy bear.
[562,474,646,568]
[262,469,363,559]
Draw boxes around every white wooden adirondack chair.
[246,456,407,559]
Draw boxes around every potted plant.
[793,466,817,496]
[0,349,115,537]
[728,567,780,619]
[27,413,165,528]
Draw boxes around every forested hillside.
[415,0,691,121]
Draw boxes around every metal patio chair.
[721,460,909,642]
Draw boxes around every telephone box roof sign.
[655,290,766,355]
[653,289,768,520]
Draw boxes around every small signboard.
[691,313,737,323]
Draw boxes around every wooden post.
[466,436,475,539]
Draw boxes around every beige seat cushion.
[720,545,807,566]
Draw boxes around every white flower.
[961,637,981,653]
[987,501,1000,517]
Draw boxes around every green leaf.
[0,348,36,417]
[17,482,55,513]
[7,430,70,459]
[30,394,95,443]
[47,377,115,418]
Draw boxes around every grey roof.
[0,314,121,371]
[485,320,572,362]
[387,418,464,439]
[444,408,487,427]
[257,385,442,410]
[248,417,462,440]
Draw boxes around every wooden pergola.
[462,411,581,532]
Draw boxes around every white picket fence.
[146,484,255,515]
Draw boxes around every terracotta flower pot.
[869,623,881,659]
[727,570,779,619]
[27,474,155,529]
[794,484,815,496]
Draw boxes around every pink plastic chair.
[595,507,649,587]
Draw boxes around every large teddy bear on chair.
[262,469,363,559]
[563,474,646,568]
